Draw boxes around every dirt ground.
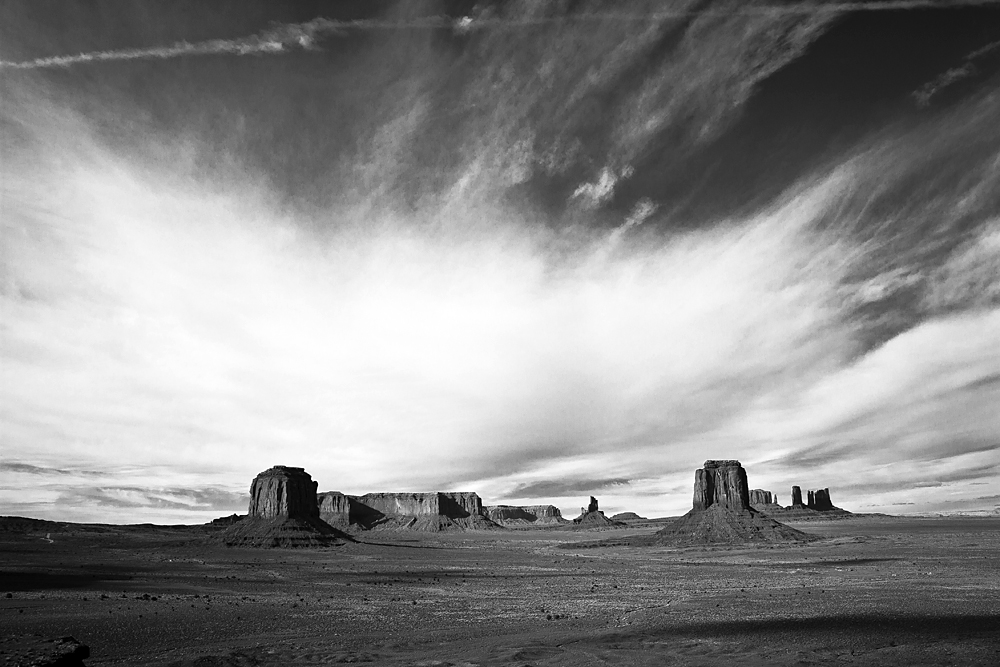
[1,516,998,666]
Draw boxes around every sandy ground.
[1,516,998,665]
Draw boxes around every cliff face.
[749,489,774,506]
[486,505,567,525]
[248,466,320,519]
[791,485,804,508]
[357,492,441,517]
[440,492,482,517]
[315,491,500,531]
[317,491,351,527]
[692,460,751,511]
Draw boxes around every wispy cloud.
[3,2,995,70]
[913,39,1000,107]
[2,0,999,523]
[503,478,634,499]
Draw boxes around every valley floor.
[1,516,998,666]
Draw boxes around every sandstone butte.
[650,460,814,544]
[569,496,627,529]
[220,466,349,548]
[756,484,850,519]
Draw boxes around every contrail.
[2,1,997,71]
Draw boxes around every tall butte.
[653,460,813,544]
[221,466,349,548]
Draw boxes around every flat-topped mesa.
[486,505,567,525]
[317,491,500,531]
[249,466,320,519]
[357,492,482,518]
[790,485,804,508]
[749,489,774,507]
[693,460,750,512]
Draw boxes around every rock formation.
[756,484,852,518]
[221,466,348,547]
[749,489,773,506]
[610,512,646,521]
[317,491,501,531]
[693,460,751,511]
[486,504,568,526]
[807,488,834,511]
[651,461,813,544]
[317,491,351,527]
[570,496,626,529]
[2,635,89,667]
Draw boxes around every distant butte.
[647,460,814,545]
[568,496,627,529]
[485,504,568,526]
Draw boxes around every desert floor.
[1,516,998,666]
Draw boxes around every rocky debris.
[208,513,244,526]
[486,505,568,526]
[0,635,89,666]
[693,460,751,511]
[220,466,348,547]
[651,461,813,545]
[319,492,501,532]
[791,485,804,508]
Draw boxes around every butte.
[220,466,351,547]
[648,460,814,545]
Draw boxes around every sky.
[1,0,999,524]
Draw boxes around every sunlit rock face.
[692,460,751,512]
[313,491,499,531]
[355,492,483,518]
[317,491,351,527]
[750,489,774,506]
[248,466,320,519]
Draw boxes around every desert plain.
[2,514,999,666]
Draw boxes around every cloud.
[55,487,246,512]
[502,478,634,499]
[2,1,999,523]
[913,39,1000,107]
